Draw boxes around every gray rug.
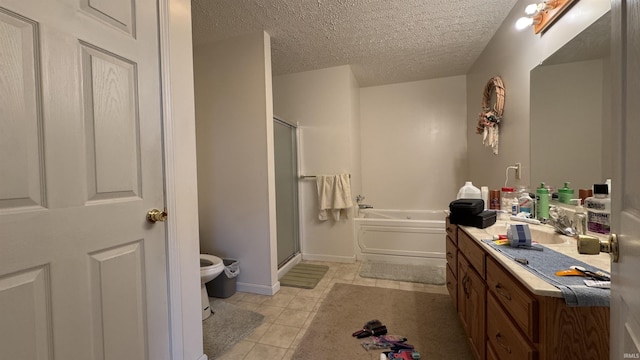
[359,261,446,285]
[203,299,264,359]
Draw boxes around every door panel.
[0,8,45,210]
[611,0,640,357]
[0,0,169,359]
[81,42,142,201]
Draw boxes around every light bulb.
[516,16,534,30]
[525,4,539,15]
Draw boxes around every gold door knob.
[147,209,167,223]
[576,233,619,263]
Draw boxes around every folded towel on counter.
[316,174,353,221]
[482,239,610,307]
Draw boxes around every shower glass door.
[273,118,300,268]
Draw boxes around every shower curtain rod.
[299,174,351,179]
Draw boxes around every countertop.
[459,220,612,298]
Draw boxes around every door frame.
[159,0,203,359]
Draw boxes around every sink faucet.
[546,206,576,237]
[355,195,373,209]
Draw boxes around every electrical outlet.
[515,163,521,180]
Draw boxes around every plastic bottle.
[481,186,489,210]
[574,199,587,235]
[489,190,501,210]
[518,187,533,216]
[558,182,574,204]
[511,196,519,216]
[585,184,611,235]
[456,181,481,199]
[501,187,515,220]
[536,183,550,220]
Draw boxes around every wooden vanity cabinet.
[445,219,609,360]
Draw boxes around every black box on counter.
[449,210,497,229]
[449,199,484,216]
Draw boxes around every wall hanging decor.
[476,76,505,155]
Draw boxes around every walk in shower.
[273,117,300,268]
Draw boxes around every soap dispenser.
[558,182,574,204]
[573,199,587,235]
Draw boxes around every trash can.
[206,258,239,298]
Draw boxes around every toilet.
[200,254,224,320]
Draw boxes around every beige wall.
[360,76,468,209]
[193,32,279,295]
[273,66,361,262]
[466,0,610,191]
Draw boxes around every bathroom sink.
[482,221,571,245]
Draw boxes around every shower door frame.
[273,117,302,268]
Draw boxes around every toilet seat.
[200,254,224,278]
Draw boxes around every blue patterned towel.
[482,239,610,307]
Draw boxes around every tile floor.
[214,261,448,360]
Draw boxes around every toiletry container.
[518,187,533,216]
[500,187,516,220]
[574,200,587,235]
[510,196,519,216]
[558,182,574,204]
[579,188,593,204]
[536,183,550,220]
[457,181,481,199]
[489,190,501,210]
[585,184,611,235]
[481,186,489,210]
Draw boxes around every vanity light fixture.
[516,0,577,34]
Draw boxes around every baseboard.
[302,253,356,263]
[236,281,280,295]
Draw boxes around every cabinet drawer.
[446,264,457,309]
[446,236,458,278]
[446,217,458,244]
[487,293,537,360]
[486,257,537,341]
[458,229,485,279]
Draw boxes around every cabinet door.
[458,254,486,360]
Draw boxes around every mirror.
[530,11,612,197]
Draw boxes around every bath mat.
[292,283,472,359]
[279,263,329,289]
[203,299,264,359]
[359,261,446,285]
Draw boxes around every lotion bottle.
[536,183,550,220]
[574,199,587,235]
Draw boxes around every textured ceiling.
[191,0,519,87]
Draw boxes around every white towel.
[316,174,353,221]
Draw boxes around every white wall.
[273,66,361,263]
[193,32,279,295]
[466,0,610,190]
[359,76,468,209]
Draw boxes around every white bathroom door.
[0,0,170,359]
[610,0,640,358]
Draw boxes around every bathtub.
[353,209,447,266]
